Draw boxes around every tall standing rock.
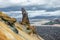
[21,8,30,26]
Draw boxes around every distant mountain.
[44,19,60,25]
[0,6,21,11]
[30,16,60,20]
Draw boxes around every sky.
[0,0,60,8]
[0,0,60,18]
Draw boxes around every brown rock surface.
[0,12,44,40]
[0,12,16,24]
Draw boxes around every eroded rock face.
[0,12,43,40]
[0,12,18,34]
[0,30,8,40]
[21,8,30,26]
[20,8,36,34]
[0,12,16,24]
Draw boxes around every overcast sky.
[0,0,60,8]
[1,0,60,18]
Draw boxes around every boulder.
[0,12,16,24]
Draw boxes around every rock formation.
[21,8,30,26]
[20,8,36,34]
[0,11,44,40]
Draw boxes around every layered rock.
[0,11,44,40]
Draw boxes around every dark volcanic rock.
[36,26,60,40]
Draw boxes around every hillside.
[0,12,44,40]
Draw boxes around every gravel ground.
[36,26,60,40]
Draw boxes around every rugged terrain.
[0,9,43,40]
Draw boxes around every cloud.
[0,0,46,8]
[3,10,60,19]
[0,0,60,8]
[3,11,22,18]
[45,0,60,8]
[28,10,60,17]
